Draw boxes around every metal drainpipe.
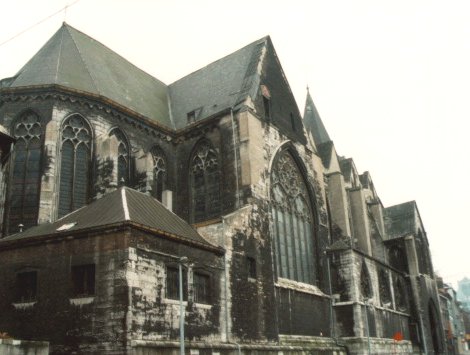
[179,256,188,355]
[221,217,230,342]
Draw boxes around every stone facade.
[0,23,446,354]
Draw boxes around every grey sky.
[1,0,469,287]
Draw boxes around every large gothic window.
[110,128,130,186]
[151,146,166,201]
[190,140,220,223]
[58,115,92,218]
[271,150,315,284]
[8,111,42,234]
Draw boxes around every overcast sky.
[1,0,469,288]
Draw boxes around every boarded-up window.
[8,111,42,234]
[190,140,220,223]
[271,150,316,284]
[58,115,92,218]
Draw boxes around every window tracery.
[271,150,315,284]
[8,111,42,233]
[58,115,92,218]
[151,146,166,201]
[190,140,220,223]
[110,128,130,186]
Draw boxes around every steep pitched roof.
[1,187,218,251]
[303,88,331,146]
[317,141,334,169]
[168,37,267,129]
[5,23,171,127]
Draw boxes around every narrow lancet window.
[109,128,130,186]
[151,146,166,201]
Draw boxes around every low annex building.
[0,23,445,354]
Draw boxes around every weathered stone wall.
[0,92,177,231]
[331,250,411,341]
[128,229,224,343]
[0,338,49,355]
[0,230,131,354]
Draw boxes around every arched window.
[151,146,166,201]
[190,140,220,223]
[8,111,42,233]
[360,262,373,299]
[271,149,315,284]
[58,115,92,218]
[110,128,130,186]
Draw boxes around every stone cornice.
[0,85,232,143]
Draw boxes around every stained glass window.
[58,115,91,218]
[271,150,315,284]
[8,111,42,234]
[190,140,220,223]
[150,146,166,201]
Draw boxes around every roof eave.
[0,220,224,255]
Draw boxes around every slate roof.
[3,23,171,127]
[168,37,268,129]
[317,141,334,169]
[384,201,418,239]
[303,88,331,146]
[1,187,218,251]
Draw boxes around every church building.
[0,23,445,354]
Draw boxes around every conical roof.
[303,88,331,145]
[6,23,171,127]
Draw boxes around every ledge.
[69,296,94,306]
[162,298,188,306]
[275,278,329,298]
[12,301,36,310]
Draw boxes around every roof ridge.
[65,25,100,95]
[170,35,269,86]
[121,187,130,221]
[54,25,65,83]
[63,23,168,88]
[123,186,192,222]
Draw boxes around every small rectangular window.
[247,257,256,279]
[72,264,95,297]
[187,111,196,123]
[193,273,210,304]
[17,271,37,302]
[166,266,187,300]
